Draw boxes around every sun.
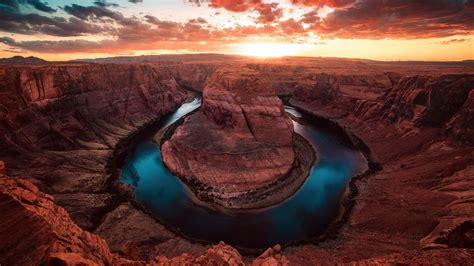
[237,42,303,57]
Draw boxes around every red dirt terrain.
[0,55,473,264]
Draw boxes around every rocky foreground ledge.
[161,67,314,209]
[1,169,471,265]
[0,170,289,265]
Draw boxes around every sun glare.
[237,42,303,57]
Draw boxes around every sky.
[0,0,473,61]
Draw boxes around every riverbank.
[287,99,381,242]
[107,97,377,255]
[159,127,317,210]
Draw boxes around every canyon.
[1,55,474,264]
[161,66,314,209]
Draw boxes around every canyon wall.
[1,58,473,264]
[0,174,289,265]
[292,73,474,145]
[375,75,474,145]
[0,63,187,154]
[168,62,219,91]
[287,73,474,263]
[0,63,188,235]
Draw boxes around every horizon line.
[3,53,474,64]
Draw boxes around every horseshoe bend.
[0,1,474,262]
[1,56,473,264]
[161,67,316,209]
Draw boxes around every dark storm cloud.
[0,13,283,54]
[93,0,120,8]
[63,4,123,21]
[23,0,56,13]
[0,37,111,53]
[129,0,143,3]
[1,0,473,55]
[0,37,16,46]
[0,0,56,13]
[0,0,20,11]
[312,0,474,38]
[0,7,106,36]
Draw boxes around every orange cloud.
[1,0,473,56]
[438,38,469,45]
[290,0,356,8]
[311,0,474,39]
[187,0,284,23]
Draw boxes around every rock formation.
[0,63,187,154]
[0,176,118,265]
[0,174,289,265]
[377,75,474,144]
[162,66,297,208]
[169,62,219,91]
[287,70,474,264]
[0,63,188,231]
[2,171,471,265]
[0,160,4,176]
[292,73,474,145]
[1,57,474,264]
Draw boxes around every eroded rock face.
[0,176,116,265]
[291,73,391,118]
[0,175,290,265]
[2,58,474,264]
[447,89,474,145]
[169,62,219,91]
[94,202,175,260]
[0,160,4,176]
[286,69,474,265]
[292,73,474,145]
[361,74,474,145]
[0,63,188,230]
[0,64,187,154]
[162,67,294,207]
[377,75,474,127]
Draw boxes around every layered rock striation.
[162,67,303,208]
[0,63,188,231]
[287,72,474,264]
[1,57,474,264]
[0,176,118,265]
[0,63,187,154]
[0,174,290,265]
[292,73,474,145]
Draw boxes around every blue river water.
[120,98,367,249]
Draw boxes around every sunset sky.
[0,0,473,61]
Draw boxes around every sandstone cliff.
[377,75,474,145]
[0,63,188,232]
[0,63,187,153]
[0,176,118,265]
[162,67,295,208]
[292,73,474,145]
[0,174,290,265]
[287,72,474,264]
[168,62,219,91]
[1,59,474,264]
[1,171,471,265]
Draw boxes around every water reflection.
[120,99,367,248]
